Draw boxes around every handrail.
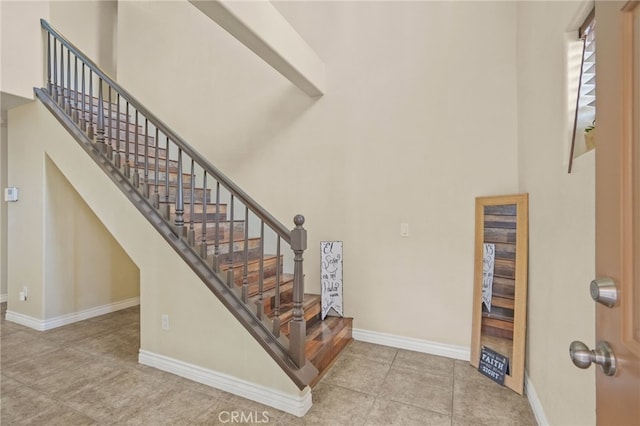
[40,19,291,242]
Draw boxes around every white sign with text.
[321,241,343,320]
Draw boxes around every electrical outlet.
[161,314,169,330]
[19,286,28,301]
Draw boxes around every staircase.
[38,19,352,389]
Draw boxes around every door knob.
[569,341,617,376]
[590,277,618,307]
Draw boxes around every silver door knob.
[590,277,618,307]
[569,341,617,376]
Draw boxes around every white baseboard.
[0,293,7,303]
[525,373,548,426]
[5,297,140,331]
[138,350,312,417]
[352,328,470,361]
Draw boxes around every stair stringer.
[8,97,313,413]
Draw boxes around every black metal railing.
[41,19,308,369]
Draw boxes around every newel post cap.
[291,214,307,251]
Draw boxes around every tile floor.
[1,303,537,425]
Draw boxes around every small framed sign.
[320,241,343,320]
[478,346,510,385]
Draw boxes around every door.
[595,1,640,424]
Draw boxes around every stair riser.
[165,202,227,215]
[170,211,228,223]
[281,302,321,336]
[156,187,214,204]
[309,319,353,382]
[70,106,136,130]
[133,169,193,186]
[264,285,293,316]
[110,131,157,148]
[112,138,163,156]
[220,255,282,284]
[55,88,118,110]
[191,222,245,240]
[202,238,261,256]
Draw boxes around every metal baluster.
[213,181,221,272]
[143,118,149,196]
[164,136,170,220]
[80,63,86,131]
[107,87,113,159]
[133,111,139,187]
[226,194,235,288]
[72,56,78,123]
[289,215,307,368]
[47,34,52,94]
[256,221,265,319]
[124,102,130,178]
[58,41,63,104]
[87,69,95,139]
[241,207,249,303]
[65,45,71,114]
[272,236,281,337]
[152,128,160,209]
[96,79,105,152]
[175,148,184,229]
[52,38,58,102]
[200,171,208,259]
[87,70,94,139]
[188,159,195,246]
[114,94,121,169]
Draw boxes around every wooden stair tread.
[278,294,320,325]
[243,274,292,298]
[218,248,279,269]
[261,279,295,316]
[305,316,354,387]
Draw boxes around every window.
[568,9,596,173]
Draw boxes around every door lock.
[569,341,617,376]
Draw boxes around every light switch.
[400,223,409,237]
[4,187,18,202]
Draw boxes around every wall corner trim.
[4,297,140,331]
[352,328,470,361]
[525,373,550,426]
[138,350,312,417]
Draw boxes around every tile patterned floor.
[0,303,537,425]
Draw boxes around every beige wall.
[516,1,596,425]
[0,0,48,99]
[7,100,302,396]
[49,0,118,78]
[6,104,140,320]
[1,117,7,299]
[117,0,519,348]
[44,156,139,318]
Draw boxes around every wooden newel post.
[289,214,307,368]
